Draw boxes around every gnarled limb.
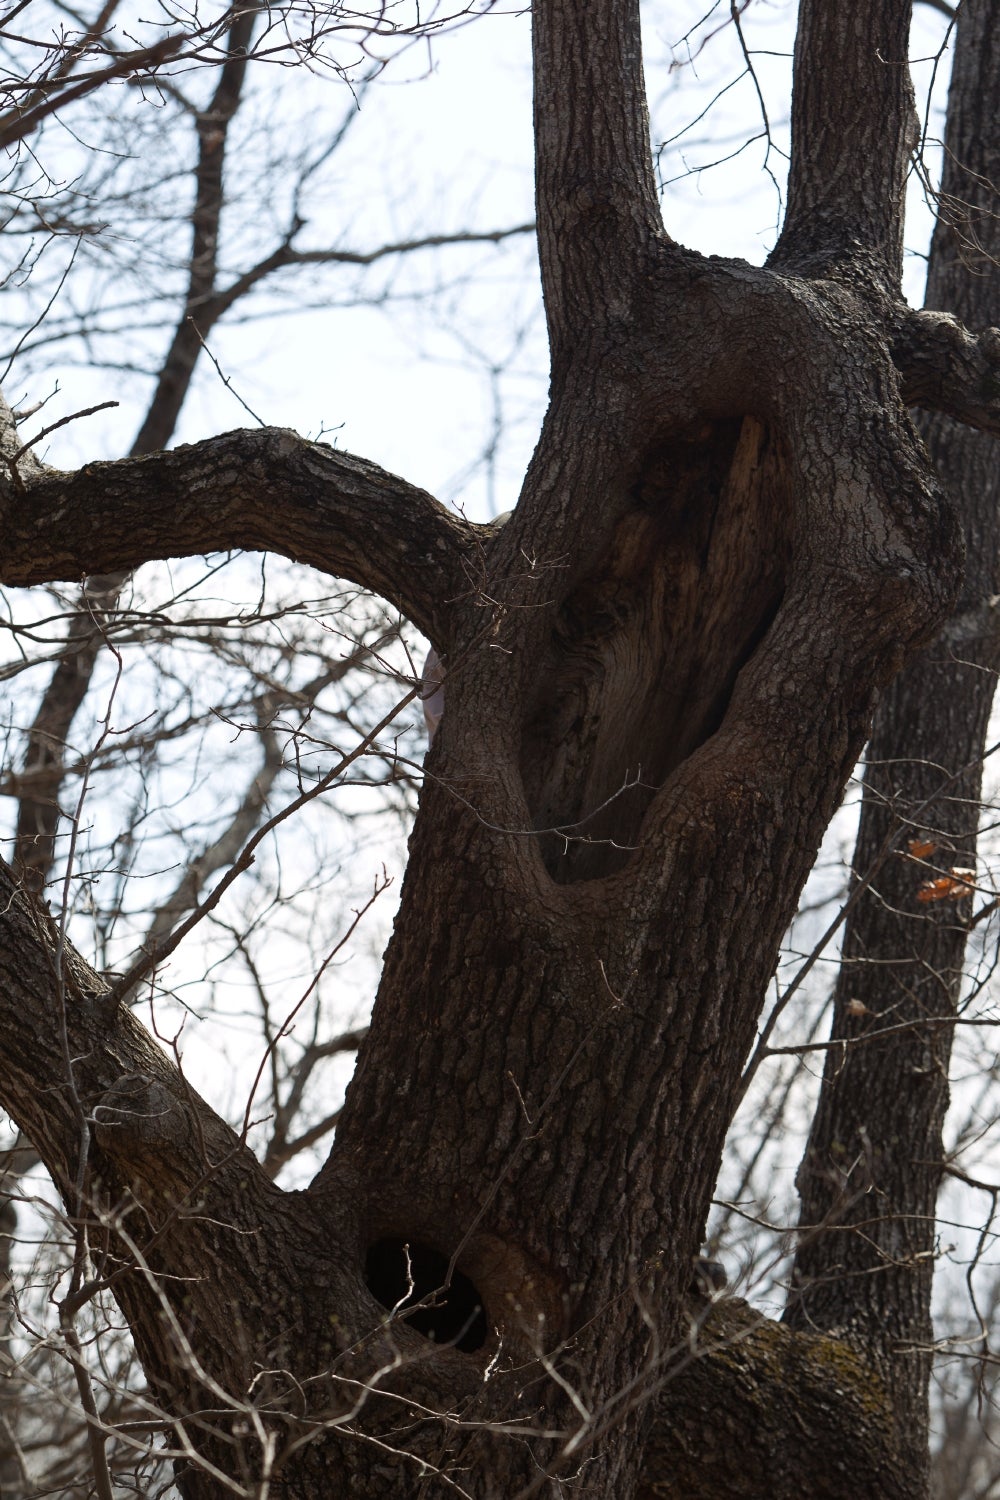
[894,308,1000,432]
[0,408,476,648]
[0,856,250,1199]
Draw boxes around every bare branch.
[0,423,477,646]
[208,222,537,325]
[105,676,420,1007]
[0,32,187,150]
[13,0,268,898]
[130,0,262,455]
[13,576,120,892]
[128,715,284,977]
[262,1107,344,1176]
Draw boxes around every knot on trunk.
[94,1073,187,1156]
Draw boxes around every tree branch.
[531,0,664,364]
[0,857,256,1205]
[12,577,120,893]
[124,638,390,978]
[784,3,1000,1478]
[0,853,328,1426]
[772,0,916,283]
[638,1300,913,1499]
[893,0,1000,427]
[11,3,263,892]
[128,714,284,982]
[207,222,537,325]
[130,0,261,456]
[894,308,1000,433]
[10,0,125,123]
[0,32,187,151]
[0,414,476,646]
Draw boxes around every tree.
[1,0,1000,1496]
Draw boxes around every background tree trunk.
[787,8,1000,1492]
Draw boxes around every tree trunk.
[2,1,1000,1496]
[788,7,1000,1491]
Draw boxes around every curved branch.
[772,0,916,283]
[0,419,476,646]
[894,307,1000,433]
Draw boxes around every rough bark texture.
[775,0,916,283]
[787,9,1000,1495]
[0,412,472,647]
[0,1,997,1496]
[638,1298,911,1500]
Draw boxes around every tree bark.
[0,1,997,1495]
[787,5,1000,1493]
[637,1298,913,1500]
[775,0,916,283]
[0,405,472,648]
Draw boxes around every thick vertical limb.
[787,6,1000,1490]
[773,0,916,281]
[532,0,664,368]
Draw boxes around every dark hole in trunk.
[520,416,792,882]
[365,1237,488,1353]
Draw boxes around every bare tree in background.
[1,2,533,1492]
[3,0,1000,1497]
